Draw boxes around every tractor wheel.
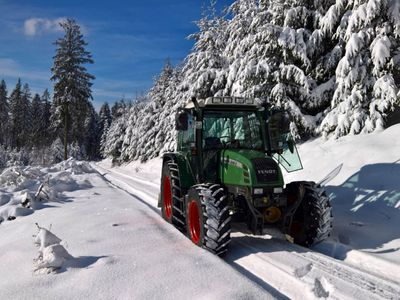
[186,184,231,256]
[160,160,185,231]
[287,182,333,247]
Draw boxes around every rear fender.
[162,152,196,193]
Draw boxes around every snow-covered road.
[93,160,400,300]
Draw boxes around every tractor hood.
[219,149,284,187]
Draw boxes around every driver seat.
[204,137,222,150]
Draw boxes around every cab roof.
[185,97,260,109]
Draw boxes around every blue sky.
[0,0,233,109]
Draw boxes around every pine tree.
[82,106,101,160]
[99,102,112,132]
[51,18,95,160]
[0,80,9,146]
[31,93,43,148]
[111,99,126,120]
[40,89,52,146]
[9,80,31,149]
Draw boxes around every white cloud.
[24,17,66,36]
[0,58,50,81]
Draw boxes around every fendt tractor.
[159,97,333,256]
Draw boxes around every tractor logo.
[257,169,276,175]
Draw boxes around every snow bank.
[285,124,400,270]
[0,158,93,224]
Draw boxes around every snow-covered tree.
[111,100,127,120]
[99,102,112,130]
[182,1,228,99]
[103,0,400,164]
[51,18,95,160]
[320,0,400,137]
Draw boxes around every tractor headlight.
[254,188,263,195]
[273,187,283,194]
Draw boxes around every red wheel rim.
[188,200,201,244]
[163,176,172,220]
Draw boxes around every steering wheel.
[219,135,238,148]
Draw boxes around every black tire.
[186,184,231,256]
[287,182,333,247]
[160,160,185,231]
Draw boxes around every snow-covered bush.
[33,224,72,274]
[0,159,93,222]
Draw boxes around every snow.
[284,124,400,274]
[1,125,400,299]
[0,160,271,299]
[371,35,391,75]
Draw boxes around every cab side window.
[178,114,195,150]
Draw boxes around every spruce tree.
[0,80,9,146]
[99,102,112,131]
[183,1,228,99]
[111,100,126,120]
[40,89,52,146]
[31,93,43,148]
[51,18,95,160]
[9,80,31,149]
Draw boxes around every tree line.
[0,19,120,167]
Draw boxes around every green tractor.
[159,97,332,256]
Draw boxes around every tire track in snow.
[229,233,400,299]
[92,163,159,205]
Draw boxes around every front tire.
[186,184,231,256]
[287,182,333,247]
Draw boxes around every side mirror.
[176,109,188,131]
[287,139,294,153]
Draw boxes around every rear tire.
[287,182,333,247]
[160,160,185,231]
[186,184,231,256]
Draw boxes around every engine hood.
[219,149,284,187]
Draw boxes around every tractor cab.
[176,97,302,184]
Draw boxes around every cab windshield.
[203,110,263,150]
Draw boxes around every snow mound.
[33,224,73,274]
[0,159,94,224]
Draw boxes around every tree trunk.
[64,103,69,160]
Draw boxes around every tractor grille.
[252,158,279,183]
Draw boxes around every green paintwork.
[219,149,284,187]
